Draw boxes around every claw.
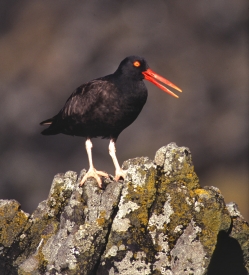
[80,168,108,188]
[114,168,127,181]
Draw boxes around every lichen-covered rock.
[98,157,157,274]
[0,143,248,275]
[0,199,30,274]
[226,202,249,272]
[16,171,123,275]
[0,200,29,248]
[97,143,233,275]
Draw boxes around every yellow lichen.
[96,210,107,227]
[195,189,211,198]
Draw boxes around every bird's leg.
[109,139,127,181]
[80,138,108,188]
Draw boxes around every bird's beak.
[142,68,182,98]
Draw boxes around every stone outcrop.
[0,143,248,275]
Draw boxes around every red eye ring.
[133,61,140,67]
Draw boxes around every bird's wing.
[59,77,114,119]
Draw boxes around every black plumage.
[40,56,181,187]
[41,58,148,138]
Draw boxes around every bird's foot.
[114,168,127,182]
[80,168,109,188]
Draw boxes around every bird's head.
[115,56,182,98]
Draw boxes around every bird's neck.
[113,69,143,82]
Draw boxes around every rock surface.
[0,143,248,275]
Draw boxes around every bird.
[40,56,182,188]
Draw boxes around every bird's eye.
[133,61,141,67]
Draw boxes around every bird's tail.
[40,118,53,126]
[40,118,59,135]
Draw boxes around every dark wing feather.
[41,76,117,136]
[60,77,113,119]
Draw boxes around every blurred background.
[0,0,248,220]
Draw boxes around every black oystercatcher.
[40,56,182,187]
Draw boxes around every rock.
[0,143,248,275]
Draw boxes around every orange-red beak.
[142,68,182,98]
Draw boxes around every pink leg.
[109,139,127,181]
[80,139,108,188]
